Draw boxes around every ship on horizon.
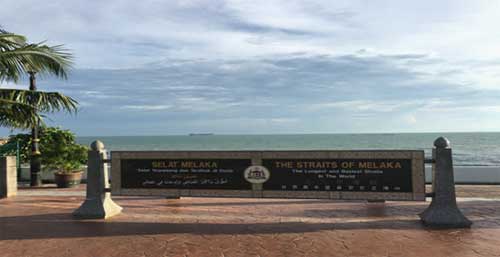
[188,133,214,136]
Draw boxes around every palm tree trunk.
[29,72,42,186]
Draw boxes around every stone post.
[419,137,472,228]
[73,141,122,219]
[0,156,17,198]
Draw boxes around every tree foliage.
[0,29,72,82]
[0,28,77,129]
[0,97,38,129]
[0,88,77,128]
[4,127,88,172]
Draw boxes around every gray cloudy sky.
[1,0,500,135]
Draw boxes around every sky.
[1,0,500,136]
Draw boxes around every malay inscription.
[121,159,252,189]
[262,159,413,192]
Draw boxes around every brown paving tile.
[1,185,500,256]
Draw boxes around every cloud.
[3,0,499,68]
[1,1,499,135]
[121,105,172,111]
[9,52,495,135]
[0,81,28,89]
[403,114,417,125]
[309,100,417,113]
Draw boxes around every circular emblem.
[244,165,270,184]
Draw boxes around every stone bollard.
[419,137,472,228]
[0,156,17,198]
[73,141,122,219]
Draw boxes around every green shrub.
[3,133,30,162]
[5,126,88,172]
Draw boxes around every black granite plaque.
[121,159,252,189]
[262,159,413,192]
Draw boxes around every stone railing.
[70,137,472,228]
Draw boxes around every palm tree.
[0,29,71,82]
[0,29,77,127]
[0,28,77,186]
[0,89,77,128]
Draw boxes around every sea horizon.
[77,132,500,166]
[75,130,500,137]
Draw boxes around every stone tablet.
[262,158,413,192]
[111,150,425,200]
[121,159,252,189]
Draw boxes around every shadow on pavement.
[2,199,499,241]
[0,213,426,241]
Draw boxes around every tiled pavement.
[1,185,500,257]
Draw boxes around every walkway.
[1,185,499,257]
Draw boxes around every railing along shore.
[17,165,500,184]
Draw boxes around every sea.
[76,132,500,166]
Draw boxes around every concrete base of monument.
[1,185,500,257]
[72,196,123,219]
[419,205,473,228]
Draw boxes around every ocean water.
[76,132,500,166]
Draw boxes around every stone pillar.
[73,141,122,219]
[0,156,17,198]
[419,137,472,228]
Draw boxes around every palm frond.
[0,32,27,49]
[0,29,77,130]
[0,98,41,129]
[0,88,78,114]
[0,30,73,82]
